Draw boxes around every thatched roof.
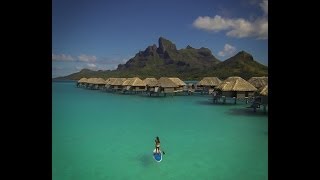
[259,85,268,96]
[123,77,146,86]
[85,78,105,85]
[110,78,127,86]
[197,77,221,86]
[105,78,110,84]
[78,78,87,83]
[248,76,268,89]
[143,78,159,87]
[94,78,106,85]
[169,77,186,86]
[86,78,96,84]
[122,78,134,86]
[216,76,257,91]
[105,78,117,85]
[157,77,178,88]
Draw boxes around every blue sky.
[52,0,268,77]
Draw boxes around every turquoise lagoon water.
[52,82,268,180]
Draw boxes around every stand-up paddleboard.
[153,149,162,162]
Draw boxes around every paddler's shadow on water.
[138,153,154,167]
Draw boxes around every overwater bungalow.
[157,77,178,96]
[110,78,127,92]
[122,78,133,91]
[215,76,257,104]
[248,76,268,89]
[77,78,88,87]
[259,85,268,97]
[168,77,186,94]
[259,85,268,112]
[92,78,106,90]
[105,78,117,91]
[248,84,268,112]
[185,83,195,95]
[143,78,159,96]
[122,77,146,93]
[86,78,96,89]
[196,77,221,94]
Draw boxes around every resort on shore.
[76,76,268,112]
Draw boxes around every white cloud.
[76,66,83,70]
[121,58,128,63]
[87,63,97,70]
[260,0,268,15]
[54,54,132,72]
[254,17,268,39]
[52,53,74,61]
[78,54,97,62]
[52,53,98,62]
[192,0,268,39]
[193,15,231,31]
[87,63,96,68]
[75,63,98,71]
[52,66,63,71]
[218,44,236,57]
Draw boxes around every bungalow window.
[245,91,249,97]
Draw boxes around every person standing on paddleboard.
[155,136,161,154]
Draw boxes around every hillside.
[54,37,268,81]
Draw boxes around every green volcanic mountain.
[208,51,268,79]
[55,37,268,80]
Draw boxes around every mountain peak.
[157,37,177,54]
[186,45,193,49]
[234,51,254,61]
[143,44,158,56]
